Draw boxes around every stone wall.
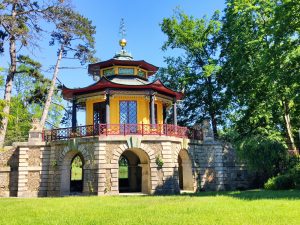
[222,144,249,190]
[17,143,51,197]
[0,134,249,197]
[190,141,249,191]
[47,138,98,196]
[0,147,18,197]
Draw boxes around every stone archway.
[116,148,151,194]
[60,150,85,196]
[178,149,194,191]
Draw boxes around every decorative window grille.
[103,68,114,76]
[118,68,134,75]
[137,70,146,77]
[120,101,137,133]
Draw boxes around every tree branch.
[16,6,54,16]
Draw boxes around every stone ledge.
[0,167,11,172]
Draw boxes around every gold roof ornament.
[114,18,133,60]
[119,38,127,49]
[119,18,127,50]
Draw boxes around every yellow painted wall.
[85,97,105,125]
[85,95,163,125]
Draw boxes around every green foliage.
[264,174,295,190]
[4,97,31,145]
[264,158,300,190]
[14,57,64,129]
[119,166,128,179]
[290,162,300,189]
[236,135,288,186]
[221,0,300,148]
[155,155,164,167]
[48,6,96,64]
[159,9,228,136]
[71,156,83,181]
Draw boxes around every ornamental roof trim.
[88,59,159,76]
[62,76,183,101]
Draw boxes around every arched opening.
[178,149,194,191]
[118,149,150,194]
[60,150,85,196]
[70,154,84,193]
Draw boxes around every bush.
[264,174,295,190]
[289,162,300,189]
[236,135,288,187]
[264,158,300,190]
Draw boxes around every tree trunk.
[210,112,218,138]
[39,45,64,129]
[0,4,17,148]
[206,76,218,138]
[282,100,296,151]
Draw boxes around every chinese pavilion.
[60,38,184,138]
[0,37,249,198]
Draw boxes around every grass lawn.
[0,190,299,225]
[71,166,82,180]
[119,165,128,179]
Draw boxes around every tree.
[0,0,65,147]
[159,9,227,137]
[221,0,300,150]
[0,56,63,145]
[39,7,96,129]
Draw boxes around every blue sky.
[48,0,225,88]
[1,0,226,126]
[2,0,226,88]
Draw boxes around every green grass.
[71,166,82,180]
[0,190,299,225]
[119,165,128,179]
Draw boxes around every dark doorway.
[70,154,83,193]
[178,155,183,190]
[94,102,106,134]
[119,151,142,193]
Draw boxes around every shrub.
[264,158,300,190]
[289,162,300,189]
[264,174,295,190]
[236,135,288,187]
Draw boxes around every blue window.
[120,101,137,133]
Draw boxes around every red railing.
[43,124,203,142]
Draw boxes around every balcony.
[42,124,203,142]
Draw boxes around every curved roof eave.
[88,59,159,76]
[62,76,183,100]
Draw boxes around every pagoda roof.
[62,76,183,100]
[88,59,159,76]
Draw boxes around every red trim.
[43,124,194,141]
[62,77,184,100]
[88,59,159,76]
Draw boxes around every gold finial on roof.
[119,18,127,49]
[119,38,127,48]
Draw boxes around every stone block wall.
[17,143,51,197]
[222,144,249,190]
[0,135,250,197]
[0,147,19,197]
[47,138,98,196]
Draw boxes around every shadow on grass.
[182,189,300,200]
